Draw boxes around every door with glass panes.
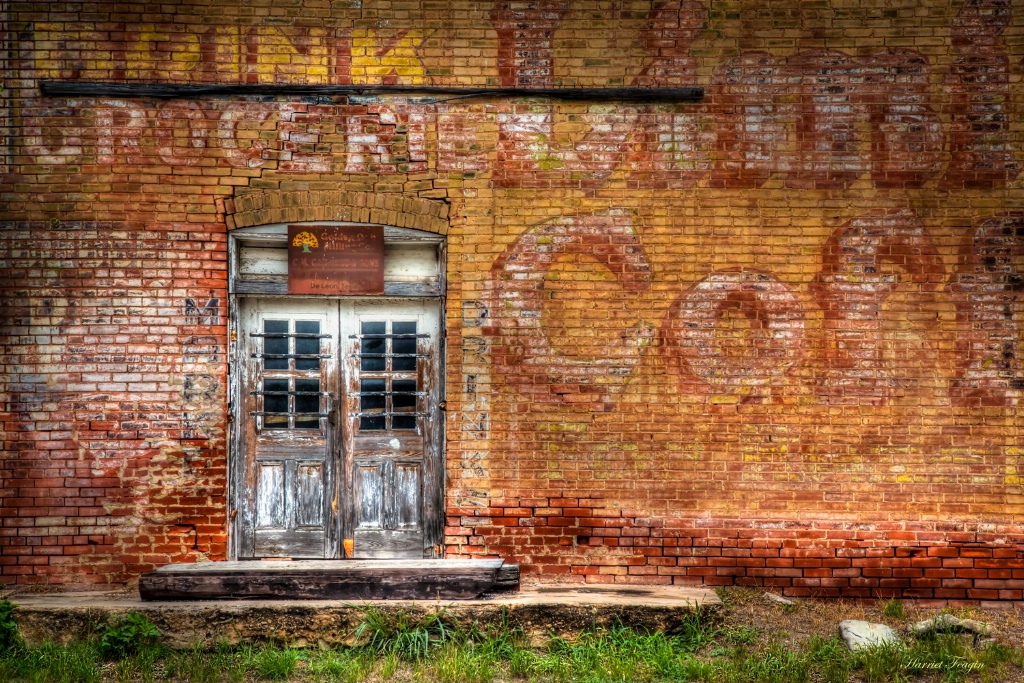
[236,298,442,559]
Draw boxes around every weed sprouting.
[726,624,760,646]
[165,643,221,683]
[377,652,400,678]
[675,607,723,652]
[881,599,906,620]
[704,642,813,683]
[0,600,19,653]
[112,645,162,683]
[714,586,762,608]
[249,642,301,680]
[807,636,852,683]
[680,656,717,681]
[307,648,373,683]
[432,640,497,683]
[99,612,161,659]
[354,606,455,661]
[166,641,248,683]
[854,640,909,683]
[536,623,719,682]
[507,646,540,678]
[16,641,102,683]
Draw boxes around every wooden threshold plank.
[139,560,516,601]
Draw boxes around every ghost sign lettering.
[287,225,385,295]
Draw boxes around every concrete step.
[10,584,719,648]
[139,559,520,601]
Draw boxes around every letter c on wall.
[488,210,654,405]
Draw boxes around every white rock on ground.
[764,592,797,606]
[839,620,900,651]
[909,614,991,637]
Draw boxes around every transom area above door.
[230,222,444,298]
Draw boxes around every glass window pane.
[295,336,319,356]
[264,392,289,414]
[392,336,416,356]
[294,416,320,429]
[361,329,386,371]
[295,339,320,370]
[264,336,289,355]
[264,320,288,334]
[294,379,321,416]
[294,396,320,416]
[264,332,289,370]
[392,355,417,372]
[360,379,386,411]
[295,320,321,371]
[361,378,386,393]
[361,394,386,411]
[360,416,386,431]
[362,321,386,335]
[392,379,416,393]
[264,379,290,428]
[393,321,417,335]
[392,416,417,430]
[263,379,289,394]
[392,379,417,412]
[392,393,416,411]
[295,379,321,393]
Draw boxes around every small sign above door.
[288,225,385,295]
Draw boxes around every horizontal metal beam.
[39,80,703,102]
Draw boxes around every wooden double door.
[233,298,443,560]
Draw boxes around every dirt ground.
[715,587,1024,681]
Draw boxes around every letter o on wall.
[661,269,805,400]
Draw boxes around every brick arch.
[224,190,450,235]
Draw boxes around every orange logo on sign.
[292,231,319,252]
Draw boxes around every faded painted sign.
[287,225,384,295]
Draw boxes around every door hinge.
[438,401,447,411]
[434,543,444,556]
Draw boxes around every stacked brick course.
[2,0,1024,601]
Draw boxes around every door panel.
[344,300,439,559]
[239,300,338,559]
[234,297,441,560]
[256,463,285,527]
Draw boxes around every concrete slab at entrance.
[8,585,720,648]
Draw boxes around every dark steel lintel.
[39,80,703,102]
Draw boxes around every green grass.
[881,599,906,620]
[0,641,103,683]
[250,642,301,680]
[305,649,373,683]
[0,602,1023,683]
[353,605,455,661]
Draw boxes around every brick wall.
[0,223,227,584]
[1,0,1024,601]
